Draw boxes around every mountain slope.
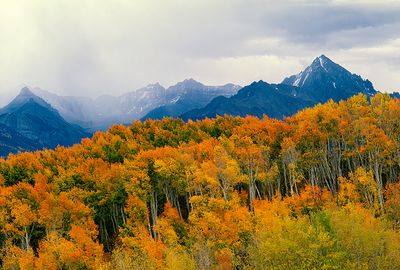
[141,99,201,120]
[181,81,313,120]
[32,84,167,131]
[164,79,240,105]
[282,55,376,102]
[142,80,241,120]
[390,92,400,99]
[183,55,378,121]
[0,88,90,149]
[33,80,240,128]
[31,88,96,128]
[0,123,42,156]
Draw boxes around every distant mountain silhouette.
[32,81,240,131]
[390,92,400,99]
[142,80,241,120]
[182,55,378,120]
[282,55,376,102]
[181,81,313,120]
[0,88,90,152]
[0,54,387,157]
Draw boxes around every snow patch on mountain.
[293,72,302,87]
[319,57,328,72]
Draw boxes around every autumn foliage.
[1,93,400,269]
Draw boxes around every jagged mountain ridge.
[33,80,241,130]
[0,88,90,151]
[181,81,314,120]
[0,55,387,157]
[281,55,376,102]
[142,80,241,120]
[30,88,96,128]
[182,55,378,121]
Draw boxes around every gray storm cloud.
[0,0,399,104]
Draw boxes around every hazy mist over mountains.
[0,54,390,156]
[1,1,399,98]
[27,80,241,131]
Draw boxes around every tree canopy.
[1,93,400,269]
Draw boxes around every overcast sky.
[0,0,399,104]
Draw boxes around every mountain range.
[181,55,377,120]
[32,80,241,131]
[0,55,391,157]
[0,88,90,152]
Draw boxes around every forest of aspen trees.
[2,93,400,269]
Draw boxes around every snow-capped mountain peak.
[282,54,377,102]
